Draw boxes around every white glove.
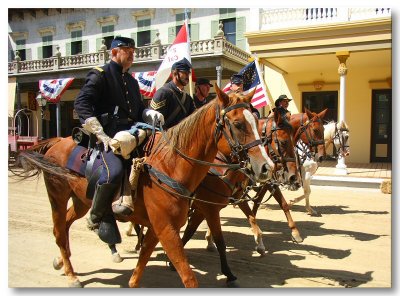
[142,108,165,126]
[82,117,112,152]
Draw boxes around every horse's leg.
[205,227,216,252]
[128,227,159,288]
[125,222,134,236]
[134,224,145,253]
[268,184,303,243]
[203,210,238,286]
[182,209,216,252]
[44,174,83,288]
[108,244,123,263]
[238,200,266,256]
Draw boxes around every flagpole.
[184,8,193,98]
[253,55,273,113]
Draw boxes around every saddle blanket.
[66,145,102,177]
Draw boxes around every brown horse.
[15,84,275,288]
[171,109,301,285]
[201,108,328,256]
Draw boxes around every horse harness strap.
[146,164,193,197]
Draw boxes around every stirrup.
[112,203,133,216]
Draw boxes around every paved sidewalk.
[312,161,391,188]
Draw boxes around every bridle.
[294,113,325,158]
[332,123,350,158]
[261,117,298,186]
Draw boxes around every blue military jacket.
[150,81,196,129]
[74,60,145,136]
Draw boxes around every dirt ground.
[7,172,391,289]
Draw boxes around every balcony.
[260,8,391,30]
[8,36,251,75]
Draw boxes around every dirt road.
[8,172,391,288]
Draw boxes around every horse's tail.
[10,138,78,181]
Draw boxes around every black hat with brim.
[195,78,213,87]
[171,58,192,72]
[275,94,292,107]
[110,36,135,49]
[230,74,243,85]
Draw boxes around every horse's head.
[335,120,350,158]
[260,111,300,190]
[293,108,327,162]
[213,83,274,182]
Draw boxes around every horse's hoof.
[68,279,83,288]
[112,253,123,263]
[206,244,217,252]
[255,246,266,256]
[53,257,63,270]
[226,280,240,288]
[291,233,303,243]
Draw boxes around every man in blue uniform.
[150,58,196,129]
[193,78,213,109]
[74,36,164,244]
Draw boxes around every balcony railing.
[8,36,251,75]
[260,8,391,30]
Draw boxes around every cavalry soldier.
[229,73,261,119]
[74,36,164,244]
[274,94,292,116]
[150,58,196,129]
[193,77,213,108]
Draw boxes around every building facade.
[8,8,392,164]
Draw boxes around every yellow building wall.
[264,62,391,163]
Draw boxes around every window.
[102,25,114,49]
[221,18,236,45]
[137,19,151,47]
[42,35,53,58]
[175,12,191,37]
[16,39,26,61]
[219,8,236,15]
[71,30,82,55]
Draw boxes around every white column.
[335,51,349,175]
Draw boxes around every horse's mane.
[153,101,215,158]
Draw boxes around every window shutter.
[9,49,15,61]
[168,26,175,44]
[25,48,32,60]
[190,23,199,41]
[66,42,71,56]
[211,20,219,38]
[82,40,89,54]
[235,17,246,50]
[131,32,137,45]
[37,47,43,60]
[96,38,102,51]
[150,30,158,44]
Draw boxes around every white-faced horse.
[289,120,350,216]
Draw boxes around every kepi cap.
[275,94,292,107]
[110,36,135,49]
[230,74,243,85]
[171,58,192,72]
[195,78,213,87]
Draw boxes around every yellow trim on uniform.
[150,99,166,110]
[93,66,104,72]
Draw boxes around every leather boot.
[87,183,121,244]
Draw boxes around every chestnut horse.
[167,109,301,285]
[15,84,274,288]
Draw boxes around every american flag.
[223,61,270,109]
[132,71,157,98]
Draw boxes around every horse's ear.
[304,108,314,119]
[214,83,230,106]
[318,108,328,119]
[243,88,256,104]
